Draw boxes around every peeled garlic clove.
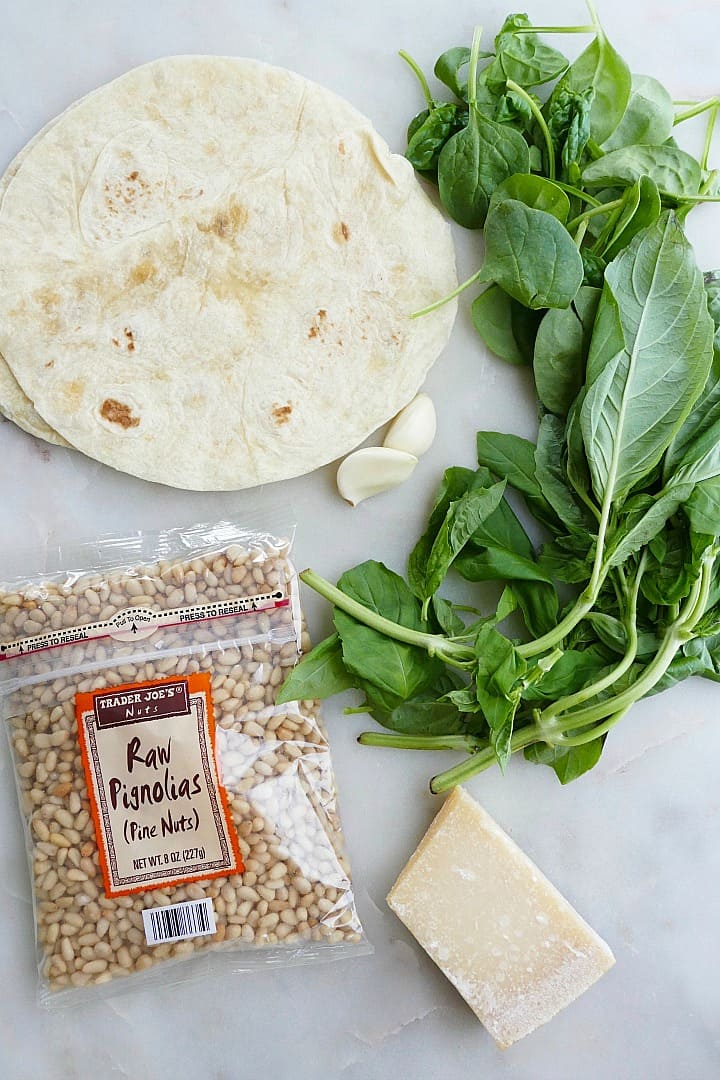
[337,447,418,506]
[383,393,436,458]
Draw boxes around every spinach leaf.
[405,102,469,174]
[548,24,631,144]
[582,213,713,505]
[493,86,540,127]
[582,145,702,198]
[534,286,601,416]
[434,46,471,100]
[494,13,568,88]
[489,173,571,222]
[580,249,606,288]
[275,632,356,703]
[471,285,542,365]
[478,199,584,309]
[602,74,674,152]
[438,111,530,228]
[545,86,594,182]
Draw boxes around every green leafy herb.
[277,9,720,793]
[479,199,584,308]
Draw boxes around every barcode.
[142,898,216,946]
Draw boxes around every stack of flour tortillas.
[0,57,456,490]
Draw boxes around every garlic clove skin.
[383,393,437,458]
[337,447,418,506]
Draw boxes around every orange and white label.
[76,673,243,898]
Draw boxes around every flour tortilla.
[0,56,456,490]
[0,118,73,445]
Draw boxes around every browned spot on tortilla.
[333,221,350,242]
[308,326,319,339]
[45,360,54,369]
[127,171,139,181]
[127,342,135,352]
[198,200,248,240]
[338,140,346,155]
[37,287,60,310]
[272,403,293,425]
[128,260,157,286]
[100,399,140,429]
[318,309,327,320]
[124,327,134,339]
[112,337,120,347]
[62,381,84,407]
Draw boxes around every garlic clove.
[383,393,437,458]
[337,447,418,506]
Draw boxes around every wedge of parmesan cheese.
[387,787,615,1049]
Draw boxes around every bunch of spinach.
[401,3,719,361]
[277,8,720,792]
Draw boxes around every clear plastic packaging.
[0,519,367,1004]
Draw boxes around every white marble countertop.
[1,2,719,1077]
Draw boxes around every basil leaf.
[339,560,429,631]
[581,213,713,505]
[421,481,507,600]
[479,199,584,310]
[535,414,591,532]
[276,632,356,703]
[524,737,605,783]
[408,466,479,598]
[335,609,440,706]
[456,546,554,584]
[432,595,466,637]
[476,431,542,500]
[377,694,467,735]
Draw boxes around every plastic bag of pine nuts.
[0,519,368,1004]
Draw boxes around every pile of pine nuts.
[1,536,363,994]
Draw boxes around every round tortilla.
[0,56,456,490]
[0,119,73,445]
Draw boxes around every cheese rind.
[387,787,615,1049]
